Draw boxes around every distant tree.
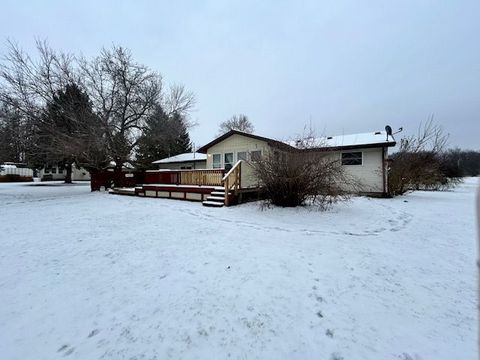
[0,41,195,183]
[388,118,460,195]
[78,47,195,179]
[0,41,108,176]
[135,106,192,169]
[218,114,254,135]
[170,111,193,154]
[0,103,30,164]
[441,148,480,177]
[0,40,74,167]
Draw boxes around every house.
[0,162,34,182]
[111,128,396,207]
[39,163,90,181]
[152,152,207,170]
[196,129,396,195]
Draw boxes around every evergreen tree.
[136,107,192,169]
[33,83,102,182]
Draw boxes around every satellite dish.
[385,125,393,141]
[385,125,393,136]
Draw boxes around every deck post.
[224,177,229,206]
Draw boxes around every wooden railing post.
[224,177,229,206]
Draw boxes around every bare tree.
[1,41,195,183]
[77,46,163,174]
[164,84,196,117]
[0,40,75,122]
[388,117,458,195]
[218,114,254,135]
[0,41,109,181]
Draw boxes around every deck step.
[202,200,224,207]
[207,196,225,201]
[110,187,136,196]
[213,186,225,191]
[211,191,225,196]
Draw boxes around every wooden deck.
[110,163,259,206]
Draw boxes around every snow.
[287,130,395,148]
[0,179,477,360]
[152,152,207,164]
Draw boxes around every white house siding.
[0,167,33,177]
[156,161,206,170]
[205,134,270,168]
[205,134,272,189]
[239,160,258,189]
[39,165,90,181]
[204,133,388,194]
[336,147,385,193]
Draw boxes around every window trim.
[341,151,363,166]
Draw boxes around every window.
[237,151,247,161]
[212,154,221,169]
[52,167,57,174]
[251,150,262,162]
[224,152,234,171]
[342,152,362,165]
[58,168,64,174]
[180,166,192,170]
[44,168,50,174]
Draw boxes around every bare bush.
[388,118,459,195]
[251,147,357,208]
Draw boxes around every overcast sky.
[1,0,479,149]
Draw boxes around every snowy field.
[0,179,477,360]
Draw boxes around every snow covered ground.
[0,179,477,360]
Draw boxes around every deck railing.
[223,161,242,206]
[144,169,224,186]
[179,169,224,186]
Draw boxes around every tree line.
[0,41,194,182]
[388,119,480,195]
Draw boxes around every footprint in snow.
[57,344,74,356]
[88,329,100,338]
[399,353,422,360]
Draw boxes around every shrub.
[251,149,357,208]
[388,119,460,195]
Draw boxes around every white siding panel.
[206,134,271,169]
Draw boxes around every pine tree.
[33,83,101,183]
[136,107,192,169]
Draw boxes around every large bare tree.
[78,47,195,174]
[0,41,109,180]
[218,114,254,135]
[1,41,195,183]
[77,46,162,173]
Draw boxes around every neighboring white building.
[39,164,90,181]
[152,153,207,170]
[0,162,34,181]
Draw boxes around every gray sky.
[1,0,479,149]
